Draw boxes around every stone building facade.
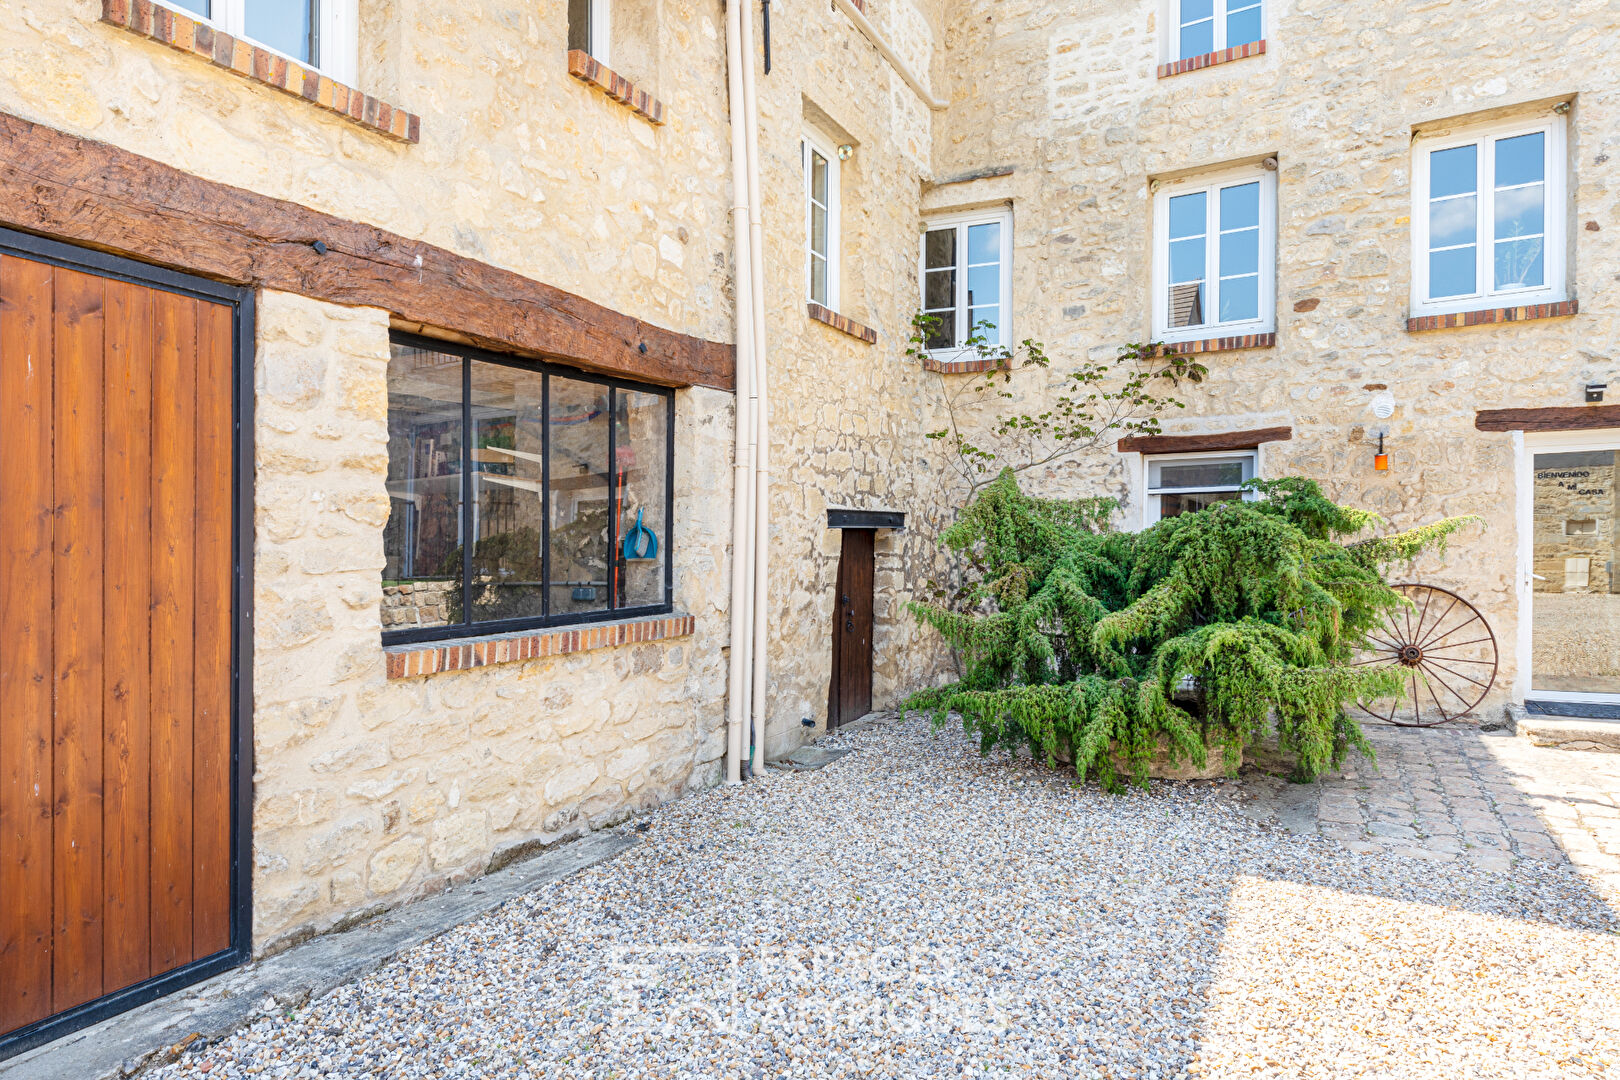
[2,0,1618,1053]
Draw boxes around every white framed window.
[1411,113,1567,317]
[159,0,357,83]
[1152,164,1275,344]
[567,0,611,65]
[803,131,841,309]
[1172,0,1263,61]
[1143,450,1256,525]
[919,209,1013,357]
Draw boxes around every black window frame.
[383,330,676,646]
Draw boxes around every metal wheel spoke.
[1420,657,1490,692]
[1418,612,1482,651]
[1356,584,1497,727]
[1418,653,1496,665]
[1413,594,1459,647]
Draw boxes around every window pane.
[1429,144,1478,199]
[245,0,316,64]
[1495,183,1545,240]
[615,390,667,608]
[1168,282,1205,328]
[1428,194,1477,250]
[924,310,955,350]
[1495,132,1545,189]
[1219,182,1260,231]
[967,222,1001,264]
[1169,236,1205,284]
[1218,228,1258,277]
[810,202,829,259]
[924,228,956,270]
[1495,237,1544,290]
[169,0,209,14]
[924,267,955,311]
[968,305,1000,342]
[810,253,829,306]
[1168,191,1207,240]
[548,376,611,617]
[1219,275,1259,322]
[382,346,463,632]
[1179,18,1214,58]
[810,149,829,207]
[1160,489,1243,519]
[567,0,590,52]
[1227,3,1262,46]
[966,263,1000,307]
[1429,246,1476,298]
[1151,458,1249,489]
[467,361,546,625]
[1180,0,1214,20]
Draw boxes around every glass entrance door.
[1530,448,1620,696]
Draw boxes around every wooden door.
[0,242,245,1050]
[828,529,874,728]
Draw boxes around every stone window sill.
[567,50,666,125]
[100,0,420,142]
[1158,40,1266,79]
[807,302,878,344]
[385,613,694,679]
[1160,331,1276,356]
[1406,299,1577,333]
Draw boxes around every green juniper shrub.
[906,470,1478,789]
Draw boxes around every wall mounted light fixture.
[1374,431,1389,472]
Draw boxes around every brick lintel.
[386,613,696,679]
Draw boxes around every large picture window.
[1411,114,1567,317]
[382,334,673,644]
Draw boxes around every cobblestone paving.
[1235,724,1620,908]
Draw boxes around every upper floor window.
[1411,114,1567,317]
[1144,451,1255,525]
[567,0,611,64]
[161,0,357,82]
[1176,0,1262,60]
[920,209,1013,355]
[1152,164,1276,344]
[381,334,674,645]
[804,131,842,309]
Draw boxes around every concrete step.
[1517,715,1620,754]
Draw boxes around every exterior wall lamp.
[1374,431,1389,472]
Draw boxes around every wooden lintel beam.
[1475,405,1620,432]
[0,112,734,391]
[1117,426,1293,455]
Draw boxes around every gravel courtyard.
[153,718,1620,1080]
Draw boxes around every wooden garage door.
[0,244,245,1046]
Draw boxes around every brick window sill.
[567,50,666,125]
[1159,39,1265,78]
[807,302,877,344]
[385,613,694,679]
[1406,299,1577,333]
[921,353,1005,374]
[100,0,419,142]
[1160,332,1276,356]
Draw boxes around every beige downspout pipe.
[740,0,771,776]
[723,0,757,785]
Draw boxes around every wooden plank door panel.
[830,530,875,728]
[101,278,154,992]
[0,245,240,1045]
[51,267,107,1013]
[0,254,58,1035]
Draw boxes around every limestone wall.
[926,0,1620,710]
[251,290,735,950]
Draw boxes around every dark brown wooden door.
[0,249,238,1043]
[828,528,874,728]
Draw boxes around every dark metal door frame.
[0,226,255,1060]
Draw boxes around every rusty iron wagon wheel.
[1354,583,1499,728]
